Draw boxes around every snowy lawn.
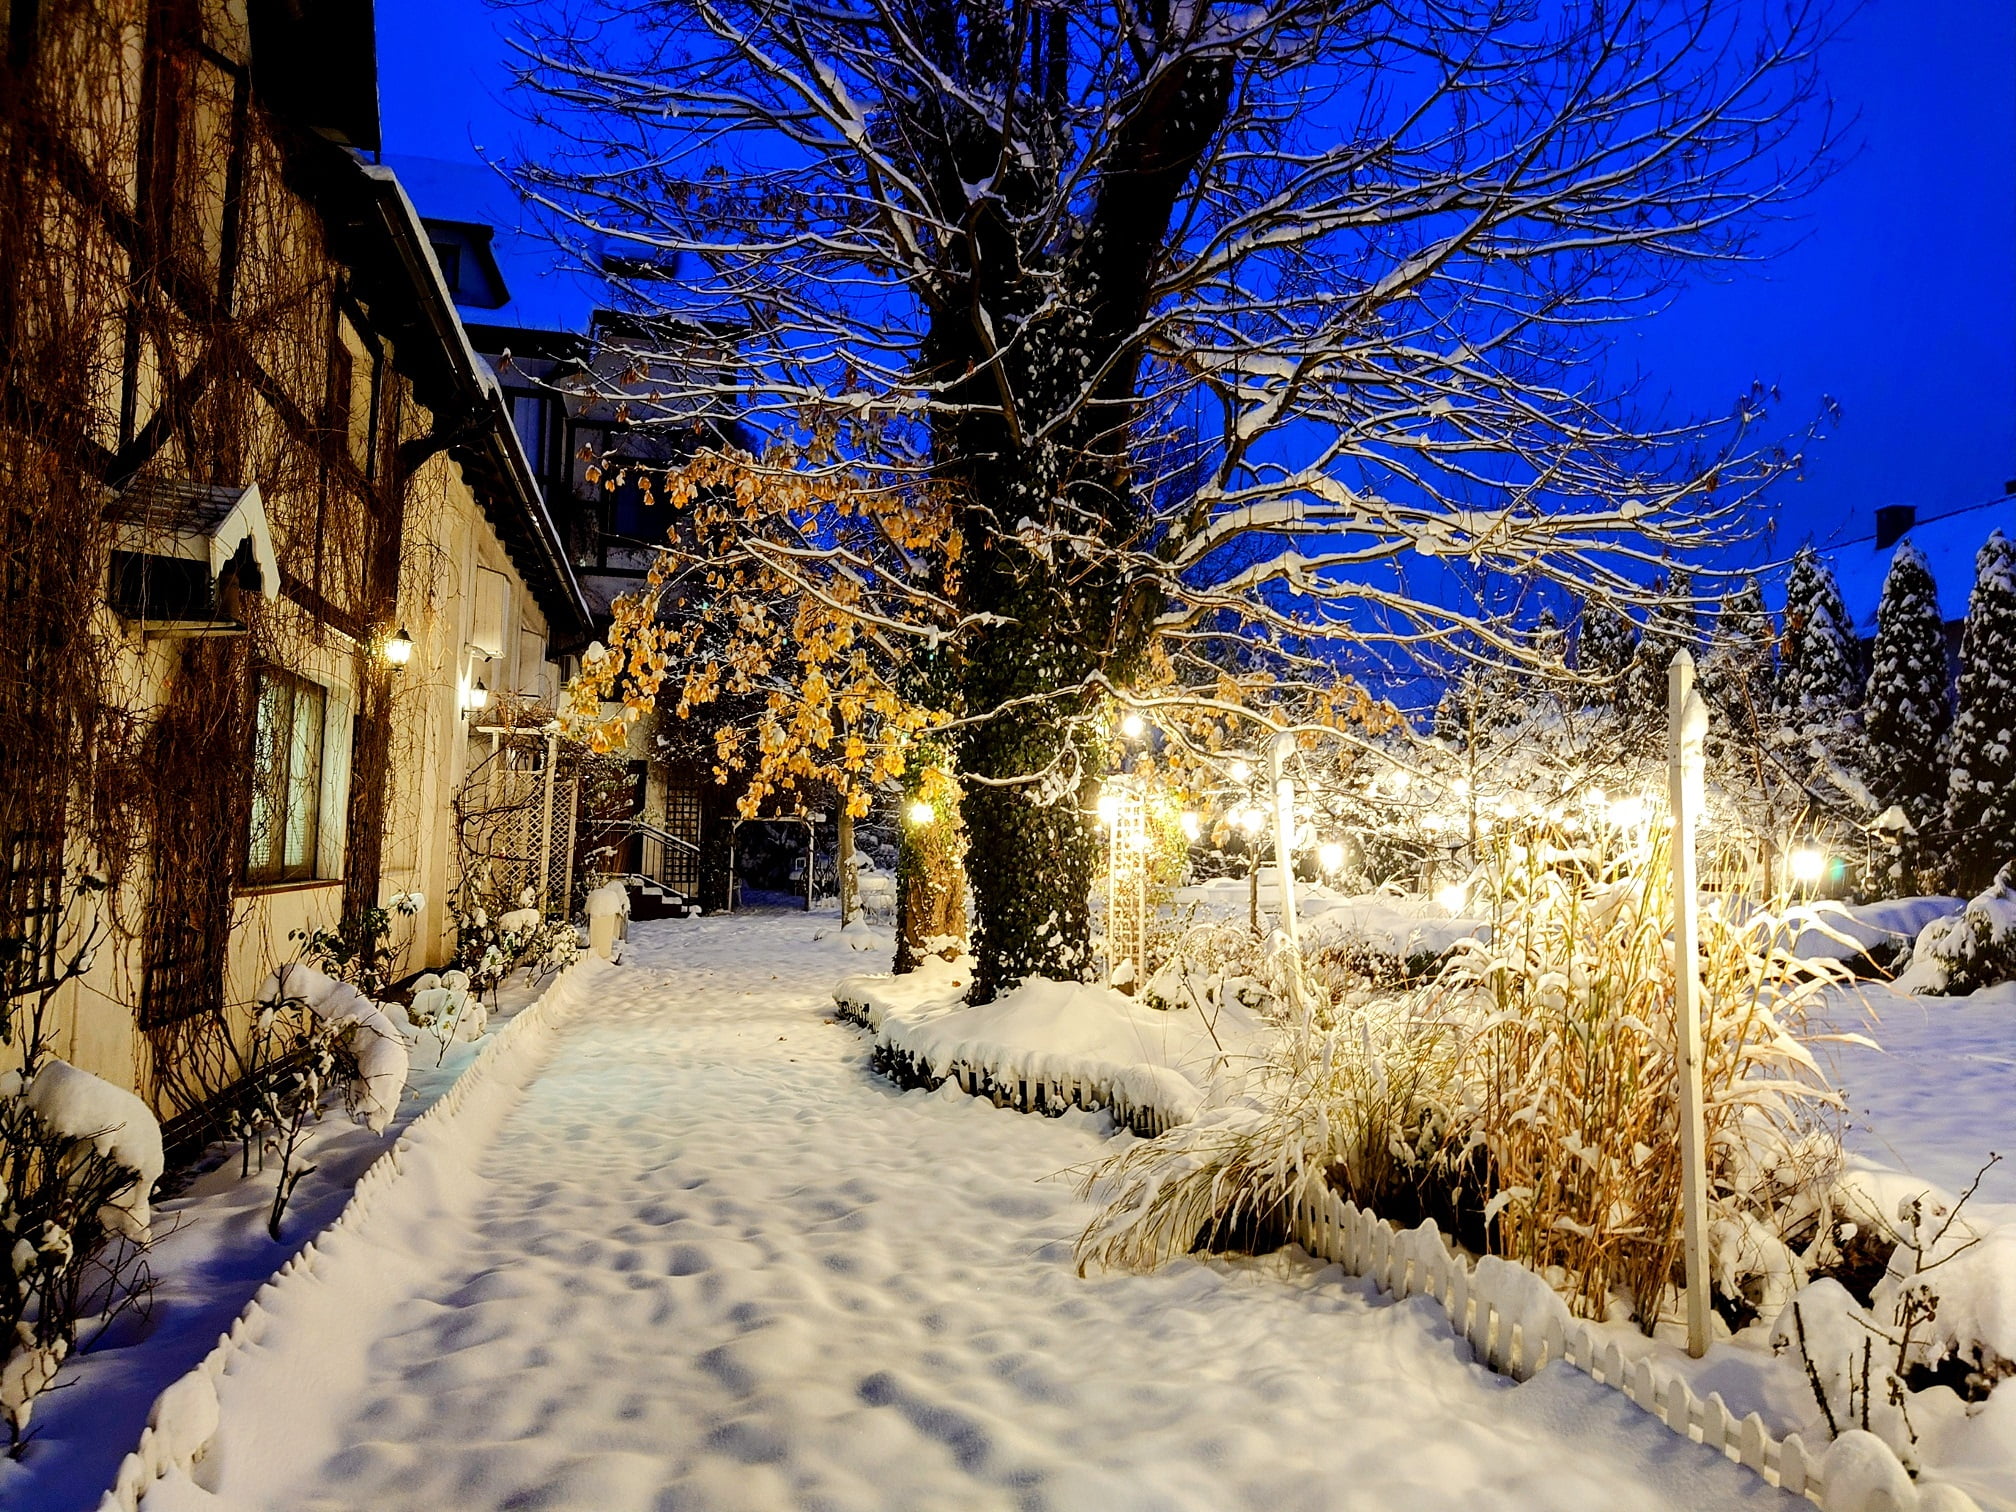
[164,915,1796,1511]
[0,967,560,1512]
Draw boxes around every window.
[430,239,463,296]
[247,670,327,885]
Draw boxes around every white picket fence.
[97,954,612,1512]
[853,987,1981,1512]
[1288,1182,1981,1512]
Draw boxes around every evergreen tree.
[1944,532,2016,892]
[1708,575,1776,723]
[1618,573,1692,736]
[1863,542,1951,842]
[1777,546,1860,728]
[1574,598,1637,706]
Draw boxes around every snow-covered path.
[196,916,1795,1511]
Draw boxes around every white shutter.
[471,567,509,659]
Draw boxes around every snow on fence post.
[1667,649,1713,1359]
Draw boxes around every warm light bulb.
[1317,841,1345,872]
[1237,807,1265,835]
[1227,759,1252,784]
[1435,883,1468,914]
[1097,792,1121,827]
[1179,811,1201,841]
[907,799,935,826]
[1790,846,1827,885]
[1119,712,1145,739]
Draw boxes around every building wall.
[2,0,571,1116]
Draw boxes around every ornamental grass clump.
[1451,824,1851,1324]
[1081,818,1858,1335]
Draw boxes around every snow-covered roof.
[381,154,609,337]
[1820,497,2012,633]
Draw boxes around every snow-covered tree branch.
[515,0,1835,996]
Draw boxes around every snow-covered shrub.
[448,891,579,997]
[1771,1162,2016,1468]
[1896,865,2016,996]
[0,873,156,1449]
[255,962,409,1133]
[293,890,424,997]
[0,1062,161,1448]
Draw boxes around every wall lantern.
[462,679,490,718]
[383,625,415,668]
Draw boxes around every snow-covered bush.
[1,1061,162,1448]
[0,873,156,1449]
[1770,1162,2016,1469]
[293,890,424,997]
[449,890,579,997]
[256,962,410,1133]
[1897,865,2016,996]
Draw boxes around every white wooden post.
[539,731,558,914]
[1268,731,1306,1015]
[1668,650,1712,1358]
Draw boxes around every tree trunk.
[957,714,1101,1002]
[837,804,858,927]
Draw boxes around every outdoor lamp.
[383,625,415,668]
[1317,841,1345,873]
[1227,759,1252,784]
[1237,807,1265,835]
[906,799,935,826]
[1435,883,1468,914]
[1096,791,1121,827]
[1119,712,1145,739]
[462,679,490,717]
[1790,846,1827,886]
[1179,811,1201,841]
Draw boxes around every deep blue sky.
[379,0,2016,561]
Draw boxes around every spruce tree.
[1777,546,1860,728]
[1710,575,1776,723]
[1863,542,1951,841]
[1944,532,2016,892]
[1574,598,1637,707]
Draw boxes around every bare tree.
[513,0,1833,998]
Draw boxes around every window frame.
[245,667,332,888]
